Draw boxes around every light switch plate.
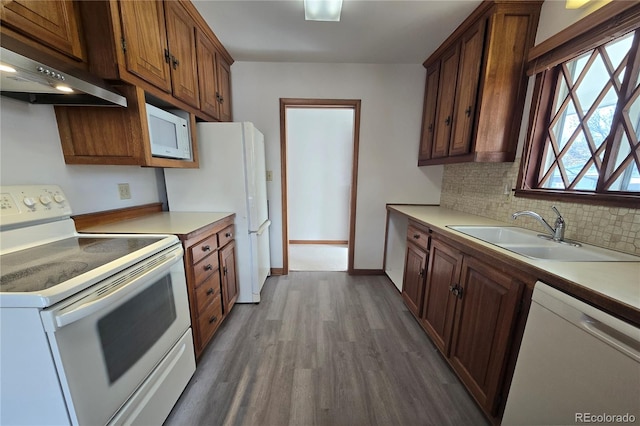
[266,171,273,181]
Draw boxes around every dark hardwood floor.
[165,272,488,426]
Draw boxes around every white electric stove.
[0,185,195,426]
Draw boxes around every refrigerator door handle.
[254,220,271,236]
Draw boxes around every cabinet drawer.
[190,233,218,265]
[195,272,221,314]
[407,225,430,251]
[218,225,234,247]
[193,253,219,286]
[197,292,223,345]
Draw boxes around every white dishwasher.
[502,281,640,426]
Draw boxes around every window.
[518,4,640,206]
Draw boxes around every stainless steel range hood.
[0,47,127,107]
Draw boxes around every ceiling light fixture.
[565,0,590,9]
[304,0,343,22]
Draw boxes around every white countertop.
[387,205,640,320]
[78,212,234,236]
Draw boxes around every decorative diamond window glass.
[525,28,640,199]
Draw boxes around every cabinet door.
[420,239,462,354]
[196,30,220,120]
[164,1,200,108]
[402,243,427,318]
[449,20,486,157]
[0,0,84,61]
[118,0,172,93]
[449,255,522,415]
[431,45,459,159]
[418,63,440,162]
[216,52,232,122]
[220,241,238,314]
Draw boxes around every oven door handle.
[51,249,182,330]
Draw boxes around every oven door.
[40,244,192,426]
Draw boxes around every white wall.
[0,98,166,215]
[288,108,353,242]
[231,62,443,270]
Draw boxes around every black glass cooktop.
[0,236,162,293]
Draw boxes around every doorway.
[280,98,361,274]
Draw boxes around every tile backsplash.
[440,161,640,256]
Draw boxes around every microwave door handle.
[52,251,180,329]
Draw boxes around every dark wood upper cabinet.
[196,30,221,119]
[431,45,460,159]
[164,0,200,108]
[216,52,232,122]
[0,0,85,62]
[449,19,486,157]
[79,0,233,122]
[418,63,440,162]
[118,0,172,93]
[196,29,232,122]
[418,1,542,166]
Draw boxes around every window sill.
[514,189,640,208]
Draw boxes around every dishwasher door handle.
[580,314,640,362]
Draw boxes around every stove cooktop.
[0,236,162,293]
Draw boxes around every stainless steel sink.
[446,225,640,262]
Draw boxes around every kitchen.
[1,0,639,425]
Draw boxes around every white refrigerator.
[164,122,271,303]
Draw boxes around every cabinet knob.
[225,232,232,238]
[445,116,451,126]
[204,264,213,271]
[465,106,472,117]
[209,316,218,324]
[171,56,179,69]
[413,234,421,239]
[219,96,224,104]
[164,49,171,64]
[419,268,425,277]
[202,245,211,252]
[206,287,214,295]
[223,266,228,275]
[428,123,433,133]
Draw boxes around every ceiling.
[192,1,483,64]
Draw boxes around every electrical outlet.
[118,183,131,200]
[266,170,273,181]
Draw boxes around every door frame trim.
[279,98,361,275]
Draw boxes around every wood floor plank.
[164,271,489,426]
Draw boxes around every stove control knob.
[23,197,36,208]
[39,195,52,205]
[53,194,65,203]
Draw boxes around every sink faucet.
[512,206,565,242]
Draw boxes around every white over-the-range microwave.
[146,103,192,160]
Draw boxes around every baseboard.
[289,240,348,245]
[270,268,285,276]
[349,269,384,276]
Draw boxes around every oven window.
[97,275,177,384]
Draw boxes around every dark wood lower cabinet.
[219,239,238,314]
[420,239,461,354]
[401,232,528,421]
[449,255,523,415]
[402,243,427,317]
